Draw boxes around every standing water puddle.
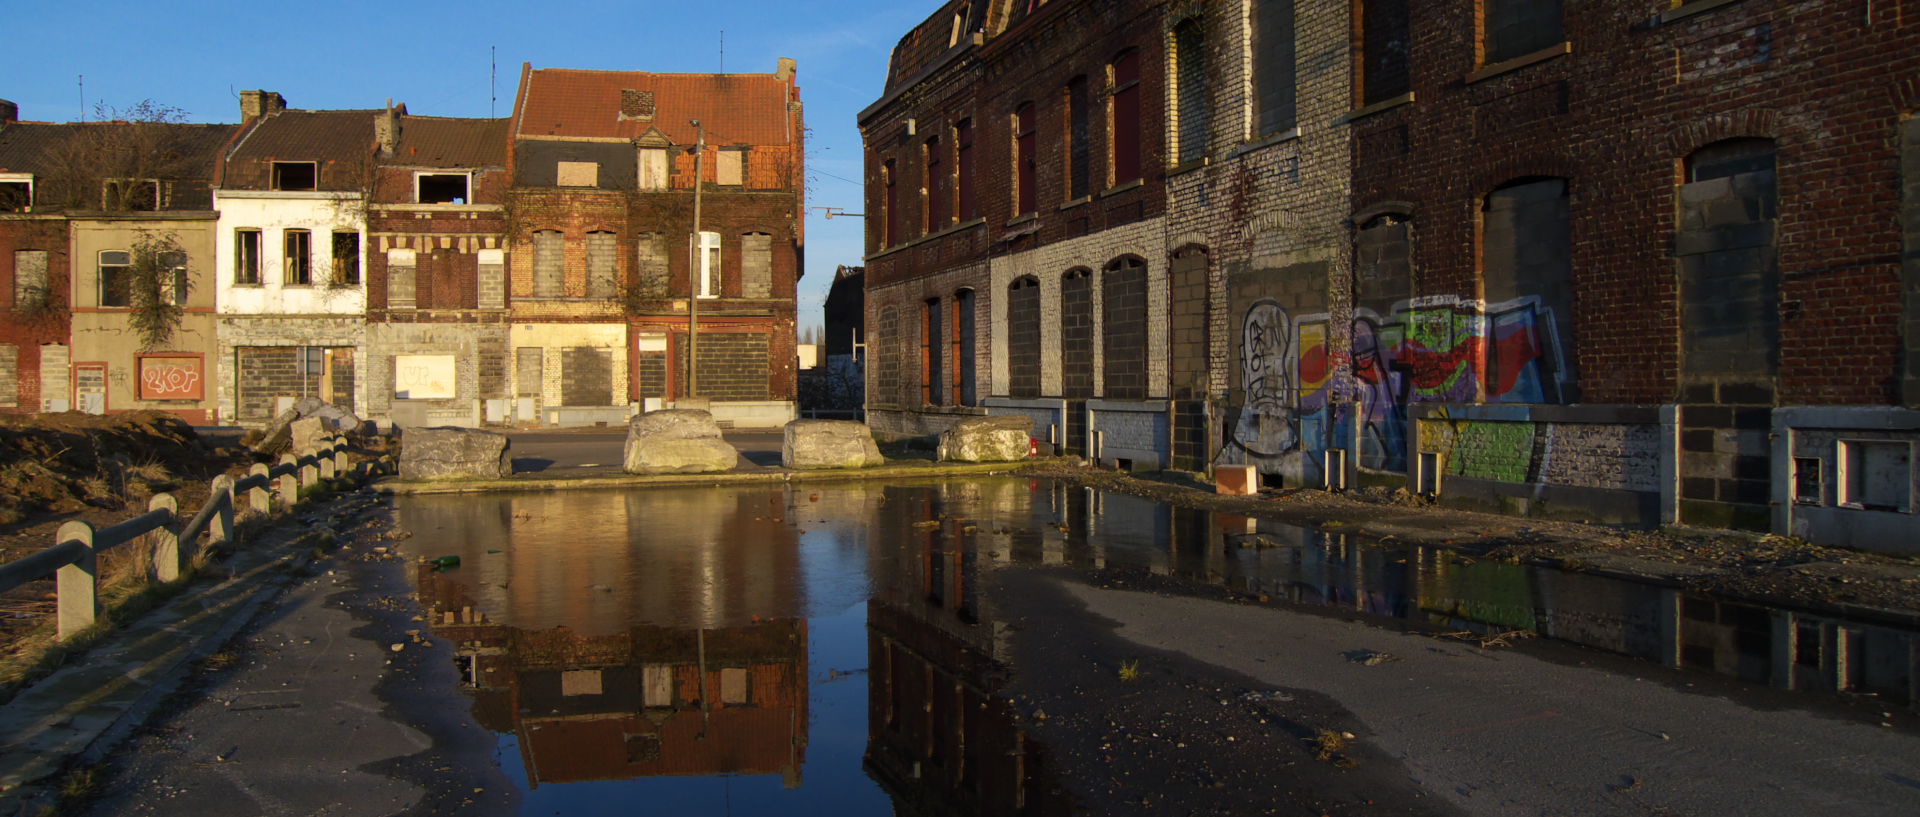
[396,478,1918,815]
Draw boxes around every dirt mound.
[0,411,219,526]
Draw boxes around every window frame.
[234,229,262,285]
[414,171,472,204]
[98,250,132,308]
[1172,17,1210,167]
[924,134,946,233]
[1480,0,1565,66]
[271,161,318,192]
[955,119,977,222]
[283,229,313,286]
[697,231,722,299]
[1014,103,1037,215]
[1250,0,1298,138]
[1066,76,1092,200]
[159,250,189,306]
[0,172,33,212]
[331,231,361,286]
[1109,49,1143,185]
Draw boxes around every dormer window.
[416,172,471,204]
[0,173,32,212]
[272,161,318,191]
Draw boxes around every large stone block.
[289,417,330,455]
[400,427,512,480]
[938,415,1033,463]
[782,420,885,470]
[624,410,739,474]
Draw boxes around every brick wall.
[0,217,70,412]
[217,316,366,422]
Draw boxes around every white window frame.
[697,231,721,299]
[413,170,473,204]
[0,172,36,211]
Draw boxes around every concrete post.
[334,438,349,475]
[1770,611,1797,690]
[55,521,96,641]
[1657,590,1684,669]
[148,493,180,583]
[319,443,337,481]
[248,464,271,514]
[299,450,318,490]
[208,474,235,549]
[278,454,299,512]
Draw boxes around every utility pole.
[686,120,705,400]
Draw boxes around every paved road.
[504,428,786,474]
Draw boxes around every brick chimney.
[0,99,16,127]
[776,58,796,84]
[239,90,286,120]
[376,100,406,157]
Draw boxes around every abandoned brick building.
[863,0,1920,552]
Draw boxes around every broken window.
[1067,76,1091,199]
[99,250,132,307]
[284,230,312,285]
[235,229,262,285]
[0,174,30,212]
[638,148,669,191]
[1360,0,1411,105]
[556,161,599,187]
[1110,50,1142,185]
[955,119,976,222]
[1252,0,1297,136]
[1483,0,1563,64]
[925,134,945,232]
[717,149,745,186]
[697,231,721,298]
[416,173,469,204]
[332,232,360,286]
[532,230,564,297]
[586,230,617,298]
[1173,18,1209,166]
[741,232,772,298]
[271,161,317,191]
[13,250,48,309]
[1015,103,1036,214]
[159,251,188,306]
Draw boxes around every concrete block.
[1216,464,1260,495]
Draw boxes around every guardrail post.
[300,450,319,491]
[209,474,235,549]
[148,493,180,583]
[55,521,96,641]
[319,441,337,481]
[248,463,270,514]
[278,454,299,512]
[334,437,349,475]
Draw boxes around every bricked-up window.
[882,159,898,248]
[1110,50,1142,185]
[697,231,721,299]
[635,233,668,298]
[955,119,976,222]
[1483,0,1563,64]
[1061,268,1094,398]
[924,135,946,232]
[271,161,317,191]
[1360,0,1410,105]
[585,231,617,298]
[1481,178,1576,403]
[98,250,132,307]
[1173,18,1209,166]
[1008,276,1042,398]
[1102,257,1148,400]
[13,249,48,309]
[1066,76,1091,200]
[235,230,262,285]
[1014,104,1037,214]
[1169,247,1209,399]
[331,232,359,286]
[1679,138,1779,385]
[532,230,564,298]
[922,298,943,405]
[0,343,15,407]
[1251,0,1297,136]
[284,230,312,285]
[740,232,772,298]
[952,289,976,405]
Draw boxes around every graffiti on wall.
[1420,416,1660,493]
[1231,300,1299,457]
[136,355,204,401]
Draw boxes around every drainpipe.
[687,121,705,400]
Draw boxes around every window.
[416,173,469,204]
[103,178,163,210]
[1014,104,1037,214]
[586,230,617,298]
[882,159,898,248]
[1110,50,1141,184]
[271,161,317,191]
[533,230,564,297]
[1481,178,1575,403]
[1173,18,1209,166]
[1067,76,1091,200]
[1483,0,1563,64]
[556,161,599,187]
[638,148,670,190]
[952,289,975,405]
[331,232,360,286]
[159,251,188,306]
[13,250,48,309]
[99,250,132,307]
[925,135,946,232]
[1252,0,1297,136]
[235,230,262,285]
[635,233,668,298]
[697,231,721,298]
[717,149,745,186]
[284,230,312,285]
[922,297,943,405]
[1360,0,1411,105]
[1840,440,1913,512]
[0,174,30,212]
[741,232,773,298]
[955,119,976,221]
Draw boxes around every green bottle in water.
[432,555,461,570]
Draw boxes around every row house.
[213,92,373,423]
[0,100,237,420]
[864,0,1920,552]
[504,61,806,428]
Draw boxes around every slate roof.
[391,116,508,168]
[883,0,991,94]
[514,68,796,147]
[227,109,379,164]
[0,121,236,178]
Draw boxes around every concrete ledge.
[374,458,1058,495]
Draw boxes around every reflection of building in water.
[417,567,810,786]
[865,481,1071,815]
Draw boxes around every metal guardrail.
[0,435,392,640]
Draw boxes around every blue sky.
[1,0,924,332]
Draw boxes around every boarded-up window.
[1111,50,1141,184]
[1061,269,1093,398]
[560,670,603,697]
[719,667,748,704]
[1103,258,1148,399]
[13,249,47,309]
[740,233,772,298]
[556,161,598,187]
[39,344,67,412]
[1361,0,1411,105]
[1008,277,1042,398]
[1482,178,1577,404]
[586,230,617,298]
[1484,0,1563,64]
[922,298,943,405]
[1067,76,1091,200]
[688,333,771,401]
[953,289,976,406]
[1679,140,1778,384]
[636,334,668,398]
[717,150,745,186]
[532,230,563,298]
[882,159,898,248]
[642,664,674,707]
[956,119,976,221]
[1252,0,1297,136]
[560,346,614,406]
[925,135,945,232]
[638,148,669,190]
[1174,19,1209,166]
[515,347,543,398]
[1015,104,1037,214]
[387,249,416,309]
[0,343,17,407]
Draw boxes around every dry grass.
[1309,728,1358,767]
[1435,629,1536,649]
[1118,660,1141,683]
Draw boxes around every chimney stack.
[376,100,405,157]
[776,58,796,84]
[240,90,286,120]
[0,99,16,127]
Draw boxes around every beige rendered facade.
[67,213,219,424]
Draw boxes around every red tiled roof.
[515,69,795,147]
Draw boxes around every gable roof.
[227,109,379,164]
[0,121,236,178]
[391,116,509,168]
[514,68,795,147]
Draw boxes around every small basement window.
[416,173,470,204]
[272,161,318,191]
[1792,457,1822,506]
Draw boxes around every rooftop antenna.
[490,46,497,118]
[720,30,725,72]
[77,75,84,122]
